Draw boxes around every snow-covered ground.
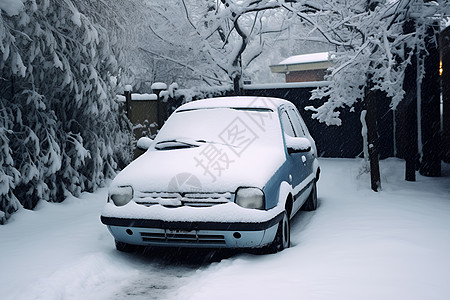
[1,158,449,300]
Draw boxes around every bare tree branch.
[138,47,230,86]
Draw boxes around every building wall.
[285,69,327,83]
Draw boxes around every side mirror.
[136,137,153,151]
[285,135,312,154]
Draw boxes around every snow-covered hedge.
[0,0,133,223]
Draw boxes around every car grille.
[140,231,226,245]
[134,191,232,207]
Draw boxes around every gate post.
[151,82,168,129]
[124,85,132,120]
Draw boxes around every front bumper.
[100,213,283,248]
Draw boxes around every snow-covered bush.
[0,0,133,223]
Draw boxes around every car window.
[287,109,306,137]
[280,110,296,137]
[295,109,312,137]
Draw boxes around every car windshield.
[154,107,283,150]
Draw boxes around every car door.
[280,106,314,213]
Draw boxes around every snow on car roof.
[176,96,291,112]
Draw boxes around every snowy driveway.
[1,158,450,300]
[0,188,213,300]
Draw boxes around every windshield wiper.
[154,138,240,150]
[154,139,204,150]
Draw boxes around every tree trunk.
[365,80,381,191]
[233,73,242,95]
[420,21,441,177]
[403,19,418,182]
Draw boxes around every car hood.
[111,143,286,194]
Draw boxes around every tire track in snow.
[110,247,236,300]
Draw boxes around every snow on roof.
[270,52,332,74]
[278,52,330,65]
[176,96,291,112]
[131,93,158,101]
[151,82,168,90]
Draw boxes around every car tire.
[301,181,317,211]
[115,240,137,253]
[264,211,290,254]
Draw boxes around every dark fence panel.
[244,86,394,159]
[243,86,364,158]
[440,26,450,163]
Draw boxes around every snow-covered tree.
[138,0,225,88]
[186,0,289,93]
[0,0,133,223]
[136,0,299,92]
[181,0,448,190]
[283,0,450,190]
[131,1,330,90]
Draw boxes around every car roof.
[175,96,293,112]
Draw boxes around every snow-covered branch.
[301,0,449,125]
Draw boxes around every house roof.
[270,52,332,74]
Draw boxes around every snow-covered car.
[101,96,320,253]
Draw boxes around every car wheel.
[265,211,290,254]
[115,240,137,253]
[301,181,317,211]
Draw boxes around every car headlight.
[235,187,265,210]
[108,186,133,206]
